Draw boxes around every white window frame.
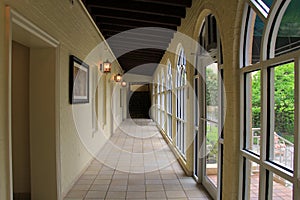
[175,47,187,157]
[161,69,165,131]
[167,60,173,140]
[240,0,300,199]
[194,14,224,200]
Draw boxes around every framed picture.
[69,55,89,104]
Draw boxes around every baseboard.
[61,157,94,199]
[159,129,192,176]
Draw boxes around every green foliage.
[251,63,294,143]
[206,124,218,163]
[251,71,261,128]
[273,63,294,137]
[206,67,218,106]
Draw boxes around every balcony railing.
[251,128,294,170]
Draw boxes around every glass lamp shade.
[103,61,111,73]
[115,74,122,82]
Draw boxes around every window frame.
[166,60,173,140]
[194,14,224,200]
[240,0,300,199]
[175,47,187,157]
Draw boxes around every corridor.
[64,119,211,200]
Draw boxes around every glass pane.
[206,63,219,122]
[245,70,261,155]
[194,78,199,126]
[161,93,164,110]
[270,173,293,199]
[167,115,172,139]
[275,0,300,56]
[244,160,260,199]
[263,0,273,8]
[194,129,199,177]
[269,63,294,170]
[167,91,172,113]
[206,121,218,187]
[252,15,264,64]
[161,110,165,130]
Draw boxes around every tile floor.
[64,119,211,200]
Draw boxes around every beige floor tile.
[66,190,87,199]
[64,119,211,200]
[89,184,109,191]
[146,184,164,191]
[93,179,111,185]
[127,185,146,191]
[146,191,166,199]
[185,190,210,198]
[106,191,126,199]
[126,191,146,199]
[110,179,128,186]
[85,191,106,199]
[108,185,127,192]
[76,179,94,185]
[166,190,186,198]
[145,179,162,184]
[164,184,183,191]
[72,184,91,191]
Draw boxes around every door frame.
[5,7,61,200]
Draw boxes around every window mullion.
[268,68,275,161]
[247,0,269,19]
[294,57,300,199]
[259,66,269,199]
[262,0,289,60]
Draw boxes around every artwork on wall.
[69,55,89,104]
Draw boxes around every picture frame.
[69,55,89,104]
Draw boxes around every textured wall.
[0,0,123,199]
[154,0,245,199]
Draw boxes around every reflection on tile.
[64,119,211,200]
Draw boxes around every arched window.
[241,0,300,198]
[194,14,223,199]
[156,73,160,124]
[166,60,173,139]
[160,69,165,130]
[176,47,187,156]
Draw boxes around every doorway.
[7,8,60,200]
[11,41,31,200]
[128,84,151,119]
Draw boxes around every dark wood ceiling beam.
[118,60,160,72]
[109,47,166,57]
[93,9,181,26]
[132,0,192,7]
[108,46,167,57]
[83,0,191,76]
[118,59,161,68]
[110,48,165,55]
[103,30,174,41]
[125,53,163,59]
[122,51,164,58]
[108,45,168,52]
[108,43,168,51]
[100,22,140,30]
[119,57,162,64]
[99,24,176,36]
[96,18,177,31]
[124,55,163,62]
[102,27,175,38]
[104,33,172,45]
[85,0,186,18]
[106,35,170,46]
